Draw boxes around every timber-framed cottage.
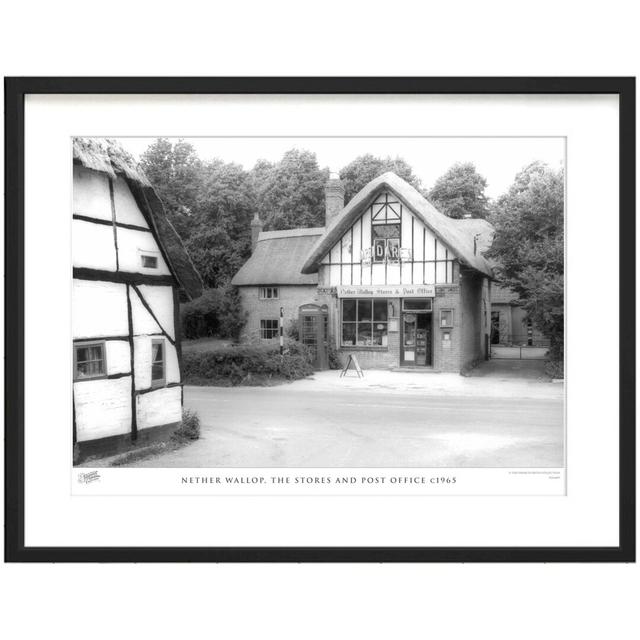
[72,138,202,463]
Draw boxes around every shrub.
[174,408,201,440]
[181,286,246,340]
[545,358,564,380]
[326,338,342,369]
[183,339,314,386]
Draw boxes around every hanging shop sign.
[336,284,435,298]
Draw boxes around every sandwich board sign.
[340,354,364,378]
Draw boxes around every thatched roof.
[231,228,324,286]
[301,172,495,278]
[73,138,203,300]
[454,218,495,253]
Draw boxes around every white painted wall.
[137,386,182,431]
[321,191,456,287]
[113,177,149,228]
[74,376,132,441]
[72,280,129,339]
[131,284,176,340]
[105,339,131,375]
[73,165,111,220]
[117,227,171,275]
[73,218,117,271]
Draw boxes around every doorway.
[401,309,432,366]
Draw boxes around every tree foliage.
[488,162,564,359]
[428,162,489,219]
[140,138,202,239]
[340,154,422,203]
[251,149,329,230]
[180,286,246,340]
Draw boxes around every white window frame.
[151,338,165,387]
[74,341,107,381]
[260,319,279,339]
[139,249,160,270]
[259,286,279,300]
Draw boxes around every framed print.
[4,77,635,562]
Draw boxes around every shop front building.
[233,171,495,373]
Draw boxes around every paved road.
[133,384,564,468]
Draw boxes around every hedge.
[183,340,315,386]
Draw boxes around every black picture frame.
[4,77,635,563]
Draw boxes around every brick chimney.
[325,171,345,226]
[250,213,263,252]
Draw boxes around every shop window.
[440,309,454,328]
[151,339,165,387]
[259,286,279,300]
[74,342,106,380]
[260,319,279,339]
[341,299,388,347]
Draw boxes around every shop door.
[401,312,432,366]
[299,305,328,370]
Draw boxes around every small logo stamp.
[78,470,101,484]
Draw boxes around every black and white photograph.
[71,135,565,475]
[6,77,632,564]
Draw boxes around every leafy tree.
[140,138,202,239]
[340,154,422,203]
[190,159,255,287]
[251,149,328,230]
[180,285,246,340]
[428,162,489,219]
[488,162,564,361]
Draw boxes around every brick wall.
[432,285,463,372]
[240,278,490,373]
[239,285,320,341]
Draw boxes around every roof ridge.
[258,227,325,240]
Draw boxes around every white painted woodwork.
[131,285,176,340]
[73,280,129,339]
[73,219,118,271]
[105,340,131,375]
[74,376,132,441]
[137,386,182,430]
[112,177,149,228]
[117,227,171,275]
[133,336,180,389]
[73,165,112,220]
[320,191,456,287]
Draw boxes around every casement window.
[140,251,159,269]
[341,299,388,347]
[74,342,106,380]
[151,338,165,387]
[440,309,454,328]
[259,286,279,300]
[260,319,279,339]
[372,224,400,263]
[371,194,401,263]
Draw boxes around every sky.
[118,136,565,199]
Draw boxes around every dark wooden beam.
[73,267,175,288]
